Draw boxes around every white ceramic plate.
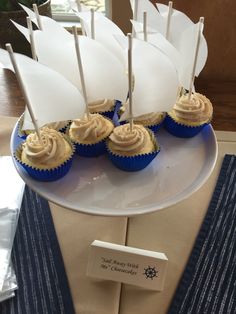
[10,123,218,217]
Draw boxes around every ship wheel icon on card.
[143,266,158,280]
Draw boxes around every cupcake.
[14,127,75,181]
[107,123,160,171]
[18,113,70,139]
[133,112,166,133]
[88,99,121,120]
[164,92,213,138]
[69,113,114,157]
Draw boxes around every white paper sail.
[119,38,179,120]
[131,20,183,80]
[19,4,71,41]
[0,48,85,128]
[11,20,30,42]
[76,11,126,66]
[69,0,88,12]
[177,21,208,89]
[33,30,127,102]
[19,3,39,27]
[156,3,193,47]
[130,0,165,35]
[11,18,128,103]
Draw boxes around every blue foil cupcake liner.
[14,137,75,182]
[164,114,210,138]
[69,115,114,157]
[72,139,107,157]
[107,129,160,172]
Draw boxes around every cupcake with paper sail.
[164,92,213,138]
[107,34,179,171]
[69,113,114,157]
[15,127,75,181]
[107,123,159,171]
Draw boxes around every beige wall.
[112,0,236,81]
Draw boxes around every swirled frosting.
[170,93,213,126]
[69,113,114,144]
[88,99,115,113]
[108,124,155,156]
[44,120,68,131]
[21,127,72,169]
[134,112,166,126]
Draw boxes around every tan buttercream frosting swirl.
[88,99,115,113]
[108,124,155,156]
[170,93,213,125]
[44,121,68,131]
[134,112,165,126]
[69,113,114,144]
[21,127,72,169]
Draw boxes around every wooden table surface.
[0,68,236,132]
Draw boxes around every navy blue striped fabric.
[168,154,236,314]
[0,186,75,314]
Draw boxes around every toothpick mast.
[165,1,173,40]
[132,0,138,37]
[75,0,86,36]
[5,44,42,142]
[90,8,95,39]
[127,33,133,132]
[33,3,43,31]
[72,26,90,120]
[26,17,37,61]
[188,17,204,100]
[143,11,147,42]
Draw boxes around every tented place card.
[87,240,168,291]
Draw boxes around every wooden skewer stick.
[90,8,95,39]
[165,1,173,40]
[132,0,138,37]
[143,11,147,42]
[72,26,90,120]
[127,33,134,132]
[26,17,37,61]
[75,0,86,36]
[5,43,42,142]
[188,17,204,101]
[33,3,43,31]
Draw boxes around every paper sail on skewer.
[130,9,207,90]
[76,11,126,66]
[156,3,193,47]
[19,4,71,40]
[116,37,179,120]
[176,20,208,89]
[130,0,165,35]
[12,18,128,103]
[131,20,184,83]
[0,48,85,129]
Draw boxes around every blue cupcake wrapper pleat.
[112,100,123,126]
[73,139,107,157]
[14,137,75,182]
[164,114,210,138]
[107,128,160,172]
[107,149,159,172]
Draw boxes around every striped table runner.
[0,186,75,314]
[168,154,236,314]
